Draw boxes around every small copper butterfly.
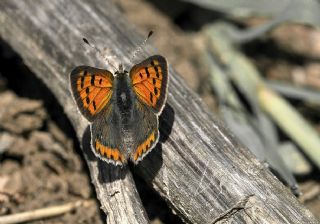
[69,39,168,166]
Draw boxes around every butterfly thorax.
[113,71,135,126]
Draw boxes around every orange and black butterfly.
[69,55,168,166]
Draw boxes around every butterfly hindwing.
[91,109,126,166]
[131,100,159,164]
[130,55,168,114]
[70,66,114,122]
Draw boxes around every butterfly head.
[83,31,154,78]
[114,63,128,77]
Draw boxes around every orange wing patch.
[74,69,113,117]
[133,131,156,161]
[95,140,125,163]
[130,56,167,109]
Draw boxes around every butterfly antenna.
[129,30,153,63]
[82,38,118,71]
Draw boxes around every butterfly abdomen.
[114,73,135,124]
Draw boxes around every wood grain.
[0,0,318,223]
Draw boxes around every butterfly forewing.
[130,55,168,114]
[70,66,114,122]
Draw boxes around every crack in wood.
[108,191,120,197]
[211,194,255,224]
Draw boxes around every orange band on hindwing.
[95,140,124,163]
[133,131,156,161]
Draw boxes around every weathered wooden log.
[0,0,318,223]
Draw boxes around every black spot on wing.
[151,61,160,78]
[145,68,150,78]
[80,75,85,89]
[150,92,153,103]
[152,61,159,72]
[91,75,95,86]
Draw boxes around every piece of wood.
[0,200,94,224]
[0,0,318,223]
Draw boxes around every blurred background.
[0,0,319,223]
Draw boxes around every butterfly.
[69,55,168,166]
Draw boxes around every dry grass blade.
[0,200,94,224]
[258,85,320,168]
